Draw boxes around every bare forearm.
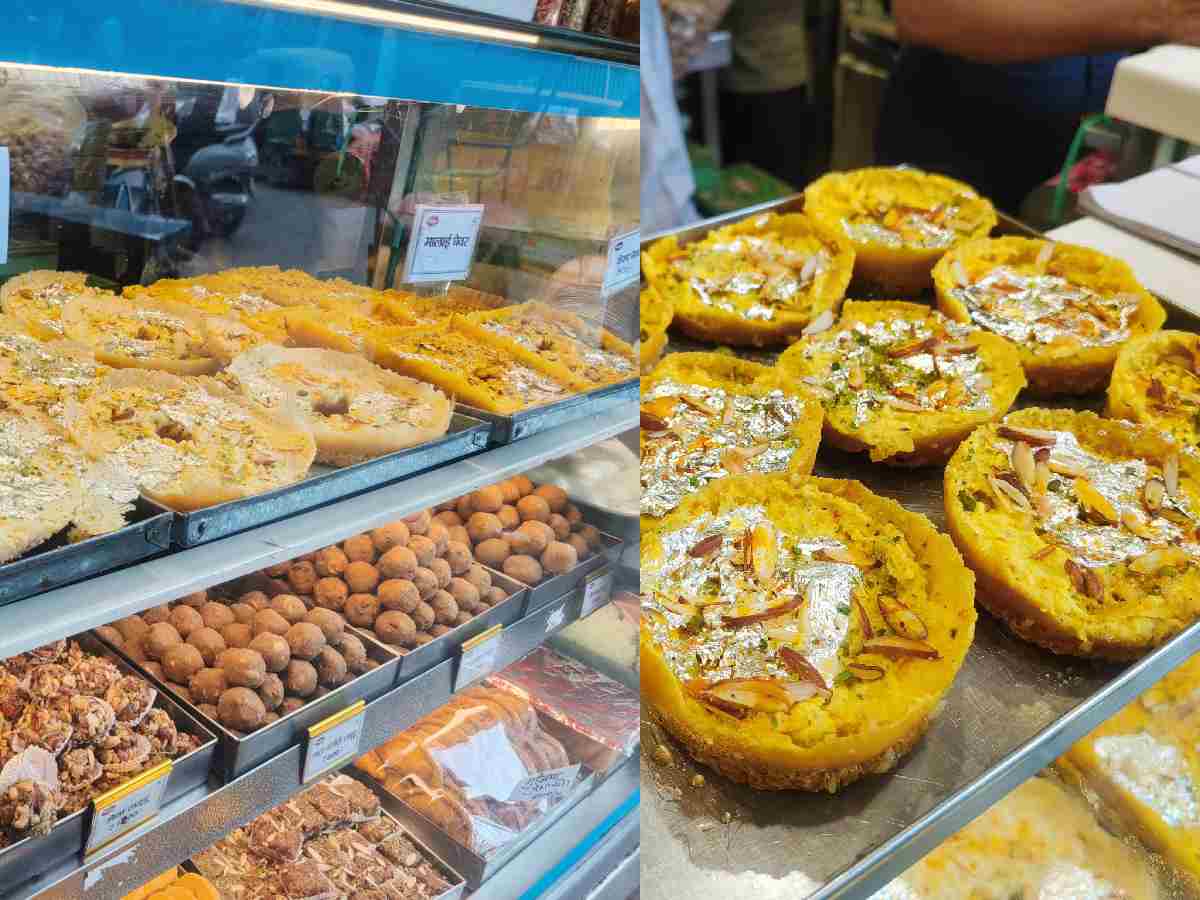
[893,0,1167,62]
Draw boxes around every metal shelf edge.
[14,590,617,900]
[814,618,1200,899]
[0,401,636,659]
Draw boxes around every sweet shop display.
[192,773,460,899]
[0,9,639,895]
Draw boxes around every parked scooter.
[172,87,274,241]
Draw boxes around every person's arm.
[892,0,1199,63]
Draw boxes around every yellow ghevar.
[877,775,1159,899]
[641,212,854,347]
[933,236,1165,395]
[641,473,975,792]
[1059,655,1200,894]
[640,352,823,528]
[459,301,637,391]
[945,407,1200,659]
[1107,329,1200,446]
[804,167,996,294]
[368,324,576,414]
[776,300,1025,465]
[639,287,674,374]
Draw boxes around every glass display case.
[0,2,638,897]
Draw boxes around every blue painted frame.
[0,1,639,118]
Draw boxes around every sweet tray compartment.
[99,627,398,781]
[158,413,491,547]
[0,633,217,894]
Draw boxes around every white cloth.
[641,0,699,234]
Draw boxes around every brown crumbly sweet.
[219,648,267,689]
[187,627,227,667]
[370,522,410,554]
[375,611,417,647]
[516,495,551,523]
[218,687,266,732]
[286,660,319,697]
[249,633,291,673]
[221,622,253,649]
[429,558,452,589]
[190,667,228,704]
[143,622,183,661]
[200,602,235,631]
[253,608,290,638]
[342,534,377,564]
[315,648,348,687]
[503,554,543,585]
[304,608,345,642]
[408,535,437,568]
[286,623,327,660]
[378,546,418,580]
[162,643,205,683]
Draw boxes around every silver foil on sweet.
[1095,732,1200,827]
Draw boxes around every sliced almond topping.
[1164,453,1180,497]
[700,678,791,716]
[813,546,864,566]
[861,636,940,660]
[800,376,834,400]
[722,397,735,425]
[887,336,937,359]
[1064,559,1104,599]
[1075,477,1119,525]
[1147,378,1167,401]
[1011,441,1036,495]
[990,475,1032,512]
[1144,478,1166,513]
[884,395,926,413]
[1046,458,1086,478]
[1035,241,1054,269]
[845,662,885,682]
[778,647,830,696]
[847,365,865,390]
[878,596,929,640]
[935,341,977,356]
[656,595,697,617]
[1121,509,1158,540]
[1034,458,1051,496]
[997,424,1059,446]
[721,449,747,475]
[782,682,821,704]
[1031,543,1057,561]
[853,596,875,640]
[679,395,716,416]
[952,259,969,288]
[1130,546,1190,575]
[801,309,835,336]
[688,535,723,558]
[641,409,668,432]
[749,522,779,582]
[721,594,805,628]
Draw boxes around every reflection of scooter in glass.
[172,87,274,241]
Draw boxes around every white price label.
[86,759,171,856]
[455,624,504,691]
[601,228,639,297]
[507,763,581,803]
[469,814,518,855]
[544,601,567,634]
[580,568,613,619]
[0,147,9,266]
[402,204,484,283]
[303,701,366,784]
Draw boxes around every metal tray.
[388,570,529,683]
[0,499,172,609]
[639,197,1200,898]
[100,627,400,782]
[459,378,638,446]
[520,529,624,613]
[180,795,468,900]
[160,413,491,547]
[351,766,597,890]
[0,633,217,893]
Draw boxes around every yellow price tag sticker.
[86,758,172,857]
[304,700,367,783]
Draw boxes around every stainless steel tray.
[181,795,468,900]
[520,529,623,613]
[640,197,1200,899]
[0,499,172,608]
[0,633,217,894]
[351,766,597,891]
[99,627,400,781]
[460,378,638,445]
[389,570,529,682]
[160,413,491,547]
